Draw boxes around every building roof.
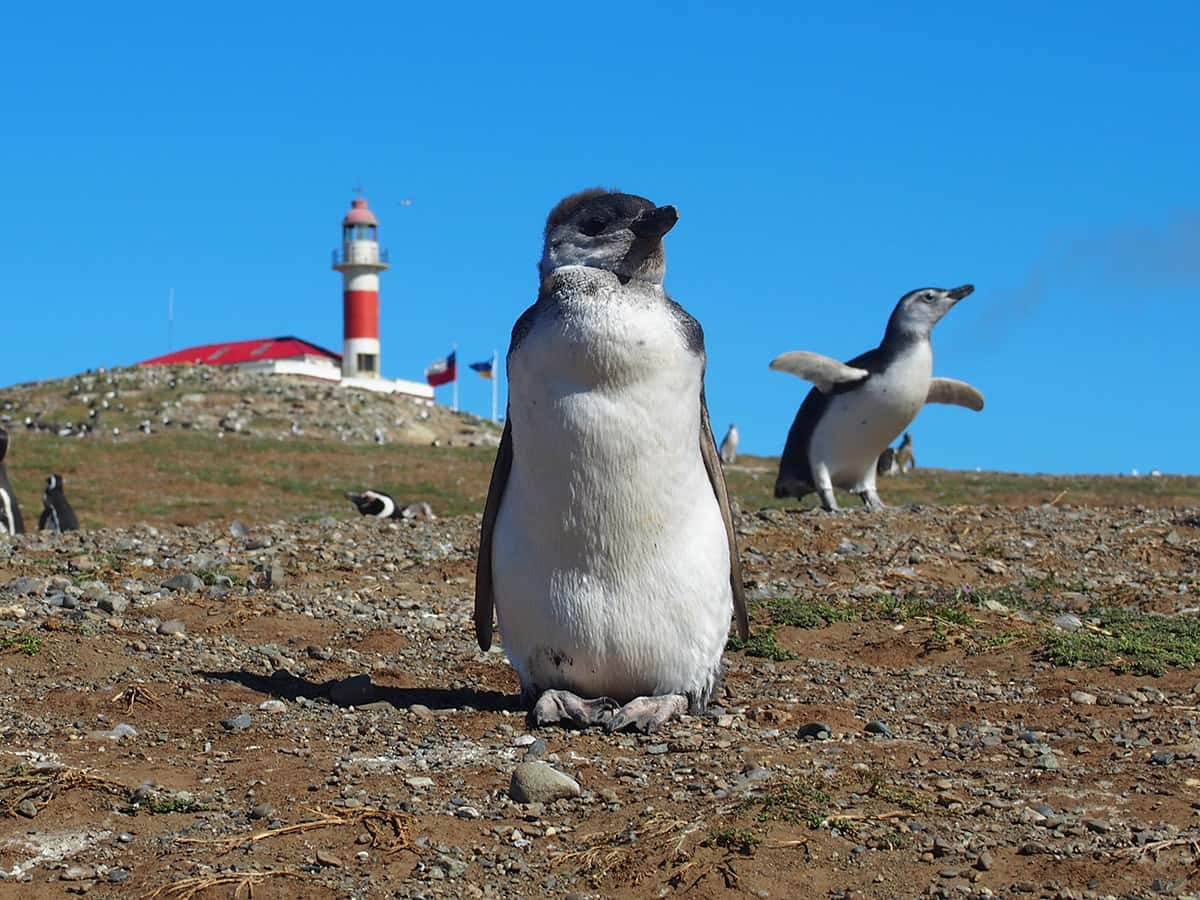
[343,197,378,227]
[138,336,341,368]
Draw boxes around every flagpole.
[452,342,459,413]
[491,349,498,423]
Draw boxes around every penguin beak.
[630,205,679,239]
[946,284,974,301]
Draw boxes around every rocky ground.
[1,500,1198,899]
[0,365,501,448]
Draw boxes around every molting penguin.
[719,424,739,465]
[38,474,79,533]
[0,428,24,535]
[771,286,984,511]
[475,188,749,733]
[345,490,402,519]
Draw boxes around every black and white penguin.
[38,474,80,533]
[876,432,914,477]
[0,428,25,535]
[771,286,983,510]
[345,490,402,519]
[475,189,749,734]
[719,423,739,465]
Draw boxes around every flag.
[468,358,494,379]
[425,351,456,387]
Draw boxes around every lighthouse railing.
[332,247,390,266]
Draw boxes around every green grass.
[739,776,832,829]
[0,634,43,656]
[1041,607,1200,676]
[124,792,211,815]
[707,827,761,855]
[726,627,795,661]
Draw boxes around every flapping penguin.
[771,286,983,510]
[475,189,748,734]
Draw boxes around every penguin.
[771,285,984,511]
[0,428,25,535]
[345,490,402,519]
[475,188,749,734]
[719,423,739,465]
[38,474,79,533]
[893,431,915,473]
[876,432,913,477]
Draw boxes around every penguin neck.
[879,320,931,358]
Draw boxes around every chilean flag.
[425,351,456,387]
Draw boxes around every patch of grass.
[0,634,43,656]
[866,778,932,813]
[871,594,974,627]
[125,792,211,815]
[726,628,795,661]
[740,776,832,829]
[1041,607,1200,676]
[765,597,855,629]
[707,827,761,855]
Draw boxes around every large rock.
[508,762,581,804]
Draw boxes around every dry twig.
[1114,836,1200,861]
[112,684,162,713]
[176,807,412,853]
[0,765,127,817]
[550,813,695,882]
[141,868,305,899]
[821,810,911,827]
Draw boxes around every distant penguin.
[876,432,914,477]
[38,474,79,533]
[345,490,402,519]
[0,428,25,535]
[475,188,748,734]
[771,285,984,511]
[719,424,739,465]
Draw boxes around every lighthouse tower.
[332,196,389,379]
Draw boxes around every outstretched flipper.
[474,416,513,651]
[700,394,749,641]
[769,351,870,394]
[926,378,985,411]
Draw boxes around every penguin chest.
[492,288,732,701]
[810,345,931,489]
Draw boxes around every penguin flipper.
[38,506,51,531]
[769,351,869,394]
[926,378,985,411]
[700,392,749,641]
[474,415,513,651]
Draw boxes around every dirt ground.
[1,487,1198,899]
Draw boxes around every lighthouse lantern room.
[332,196,389,379]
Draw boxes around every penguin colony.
[0,428,81,534]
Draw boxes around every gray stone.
[6,576,46,596]
[508,761,581,804]
[162,573,203,592]
[797,721,833,740]
[222,712,252,731]
[249,802,275,820]
[16,799,37,818]
[98,595,129,614]
[864,720,892,737]
[107,868,130,883]
[157,619,186,636]
[1151,750,1176,766]
[1034,752,1059,770]
[1070,690,1097,705]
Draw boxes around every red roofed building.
[136,196,433,401]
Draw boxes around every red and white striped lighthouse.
[332,196,389,379]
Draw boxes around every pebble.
[864,720,892,737]
[222,712,252,731]
[406,776,435,789]
[1070,690,1097,705]
[156,619,186,636]
[162,573,203,592]
[315,850,343,868]
[1034,753,1059,770]
[98,595,129,614]
[249,802,275,819]
[258,699,286,713]
[1151,750,1176,766]
[975,851,993,871]
[797,721,833,740]
[509,762,581,804]
[17,799,37,818]
[107,868,130,883]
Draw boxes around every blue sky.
[1,2,1196,474]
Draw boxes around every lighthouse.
[332,196,389,379]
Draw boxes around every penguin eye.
[922,292,936,303]
[579,217,607,237]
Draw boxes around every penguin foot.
[530,690,620,729]
[606,694,688,734]
[858,490,886,510]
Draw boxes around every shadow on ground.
[202,669,521,713]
